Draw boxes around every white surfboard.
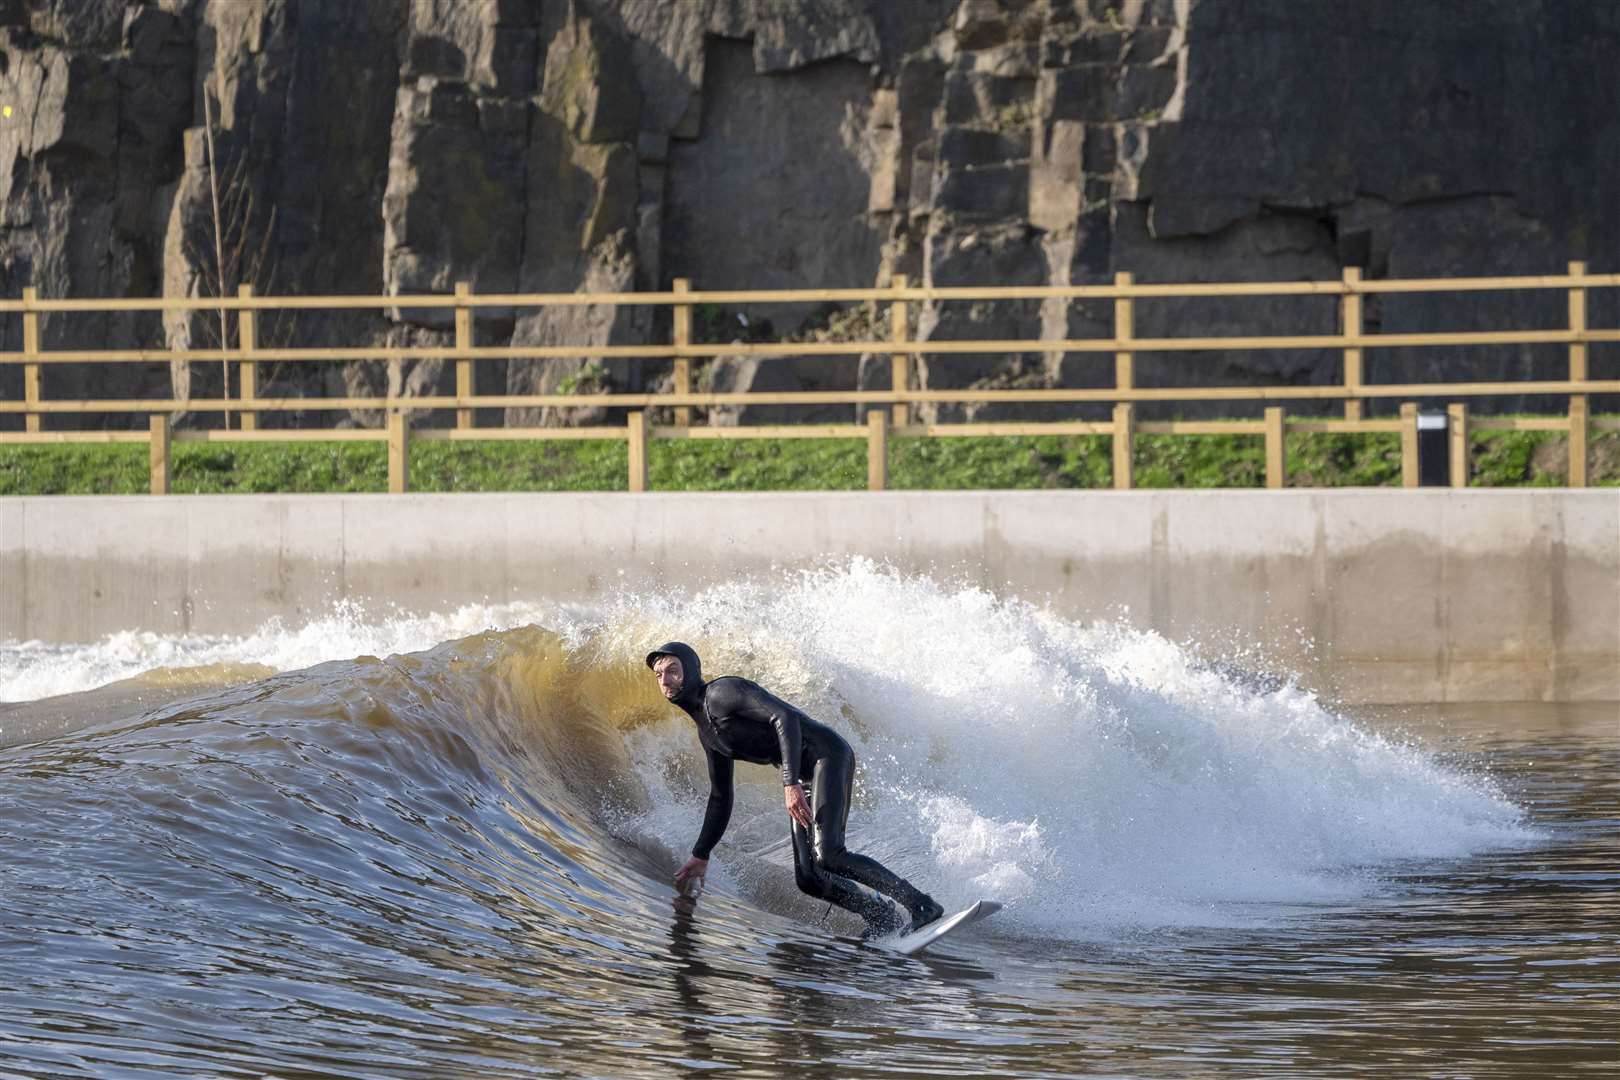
[883,899,1001,956]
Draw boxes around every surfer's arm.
[692,748,734,860]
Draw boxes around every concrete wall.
[2,490,1615,704]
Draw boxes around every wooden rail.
[2,266,1615,494]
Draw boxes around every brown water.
[1,609,1614,1078]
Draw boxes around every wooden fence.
[2,264,1617,493]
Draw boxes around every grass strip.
[1,424,1614,494]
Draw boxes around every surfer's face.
[653,656,684,699]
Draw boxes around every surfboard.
[883,899,1001,956]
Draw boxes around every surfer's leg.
[790,761,903,936]
[810,748,944,933]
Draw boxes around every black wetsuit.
[647,641,941,935]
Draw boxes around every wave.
[1,561,1534,943]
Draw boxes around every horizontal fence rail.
[2,265,1616,492]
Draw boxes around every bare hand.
[674,856,708,897]
[784,783,813,830]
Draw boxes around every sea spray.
[585,559,1534,934]
[2,559,1534,936]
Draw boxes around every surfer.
[646,641,944,938]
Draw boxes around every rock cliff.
[0,0,1613,428]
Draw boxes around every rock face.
[0,0,1614,430]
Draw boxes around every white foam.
[0,599,559,703]
[587,559,1535,935]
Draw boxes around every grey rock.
[341,324,454,429]
[590,0,881,146]
[872,0,956,71]
[505,232,652,427]
[542,4,639,144]
[953,0,1010,51]
[867,90,903,212]
[938,126,1031,166]
[968,41,1041,77]
[1123,25,1175,64]
[894,54,946,208]
[932,161,1031,221]
[1068,206,1113,278]
[663,39,882,332]
[1081,123,1116,174]
[734,0,882,73]
[26,0,123,49]
[916,223,1048,421]
[1117,62,1177,120]
[1112,203,1344,416]
[382,81,527,328]
[1067,29,1128,65]
[1081,0,1178,30]
[1374,195,1569,413]
[403,0,541,94]
[479,26,541,96]
[3,0,1617,435]
[706,348,863,425]
[1029,120,1084,232]
[1139,0,1620,259]
[942,71,1036,126]
[637,130,669,163]
[590,0,707,137]
[1041,64,1120,123]
[520,110,637,292]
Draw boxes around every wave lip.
[0,599,562,704]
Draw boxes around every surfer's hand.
[674,856,707,895]
[784,783,812,830]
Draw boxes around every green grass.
[893,435,1110,489]
[1469,430,1563,487]
[652,438,867,491]
[412,440,627,492]
[0,444,154,494]
[1287,433,1403,487]
[2,423,1615,494]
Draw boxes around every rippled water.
[1,565,1614,1077]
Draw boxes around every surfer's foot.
[859,900,907,940]
[903,894,944,933]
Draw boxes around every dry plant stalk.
[201,74,230,428]
[188,73,296,426]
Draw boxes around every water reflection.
[666,896,727,1069]
[2,677,1613,1077]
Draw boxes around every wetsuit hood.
[646,641,705,708]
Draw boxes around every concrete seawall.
[2,490,1615,704]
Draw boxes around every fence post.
[1264,406,1286,489]
[149,415,170,495]
[238,283,257,432]
[387,410,408,493]
[23,286,40,433]
[673,278,692,428]
[455,281,473,430]
[1400,403,1419,487]
[1114,271,1134,392]
[1342,266,1363,421]
[1112,402,1134,489]
[1448,403,1470,488]
[1567,260,1588,487]
[867,408,888,491]
[627,409,648,492]
[890,274,909,428]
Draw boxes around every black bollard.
[1417,411,1450,487]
